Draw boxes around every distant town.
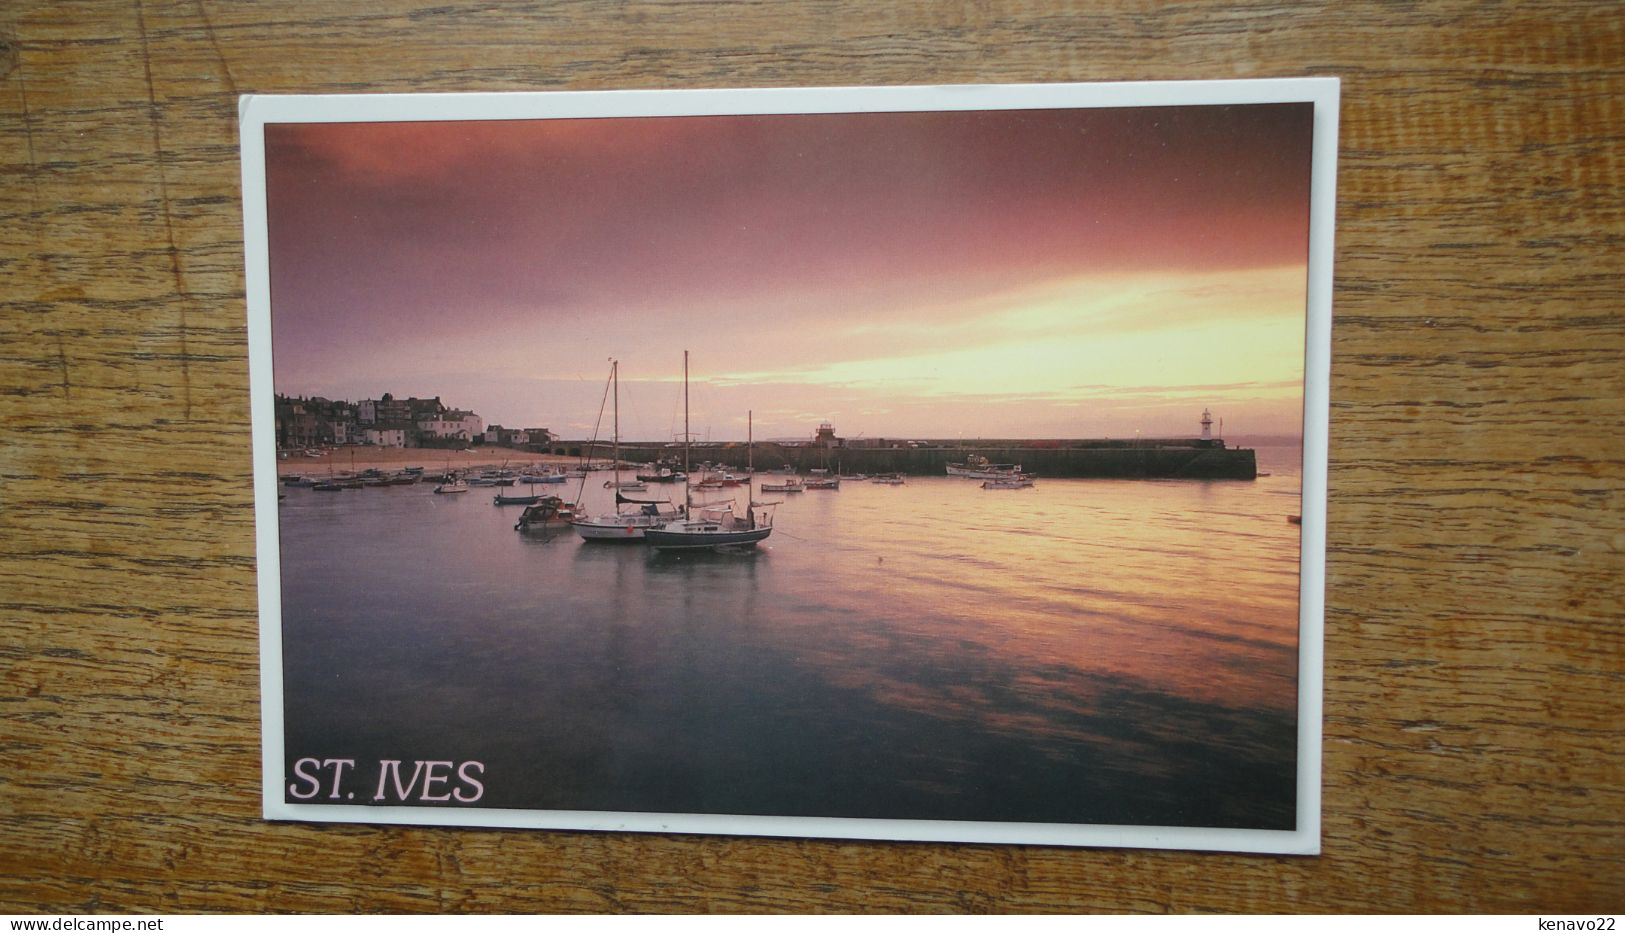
[274,393,550,453]
[275,393,1277,482]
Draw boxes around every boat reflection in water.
[279,412,1304,829]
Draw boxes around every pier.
[547,438,1259,480]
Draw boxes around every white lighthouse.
[1200,408,1214,441]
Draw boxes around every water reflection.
[279,448,1303,828]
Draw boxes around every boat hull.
[948,467,1024,480]
[573,520,657,541]
[982,478,1035,489]
[643,526,771,550]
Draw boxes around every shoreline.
[276,446,577,476]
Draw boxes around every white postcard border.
[242,78,1338,855]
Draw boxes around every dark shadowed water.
[277,447,1303,829]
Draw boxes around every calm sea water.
[278,447,1303,829]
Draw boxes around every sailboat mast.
[748,409,753,473]
[611,359,618,475]
[683,350,690,510]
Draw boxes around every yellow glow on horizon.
[710,265,1307,401]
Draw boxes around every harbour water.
[277,447,1303,829]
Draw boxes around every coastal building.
[418,409,485,443]
[483,426,533,447]
[277,407,319,450]
[275,395,358,450]
[359,393,447,425]
[363,427,407,447]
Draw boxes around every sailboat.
[313,449,358,491]
[433,457,468,494]
[643,352,776,552]
[573,359,684,542]
[602,362,646,492]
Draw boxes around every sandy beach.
[276,446,578,476]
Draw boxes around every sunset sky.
[266,102,1313,441]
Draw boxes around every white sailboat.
[643,351,776,551]
[573,359,683,541]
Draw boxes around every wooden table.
[1,0,1619,913]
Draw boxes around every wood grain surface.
[2,0,1620,914]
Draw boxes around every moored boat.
[693,473,747,489]
[574,492,686,542]
[515,495,579,532]
[982,476,1035,489]
[642,351,776,551]
[947,454,1025,480]
[572,361,685,541]
[643,504,774,551]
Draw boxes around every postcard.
[243,79,1336,853]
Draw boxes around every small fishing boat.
[468,476,516,487]
[871,473,905,485]
[948,454,1025,480]
[493,492,544,505]
[515,496,579,532]
[693,473,747,489]
[759,478,804,493]
[434,478,470,494]
[803,476,840,490]
[982,476,1035,490]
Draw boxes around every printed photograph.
[248,85,1329,849]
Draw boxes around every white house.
[364,428,406,447]
[418,409,484,442]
